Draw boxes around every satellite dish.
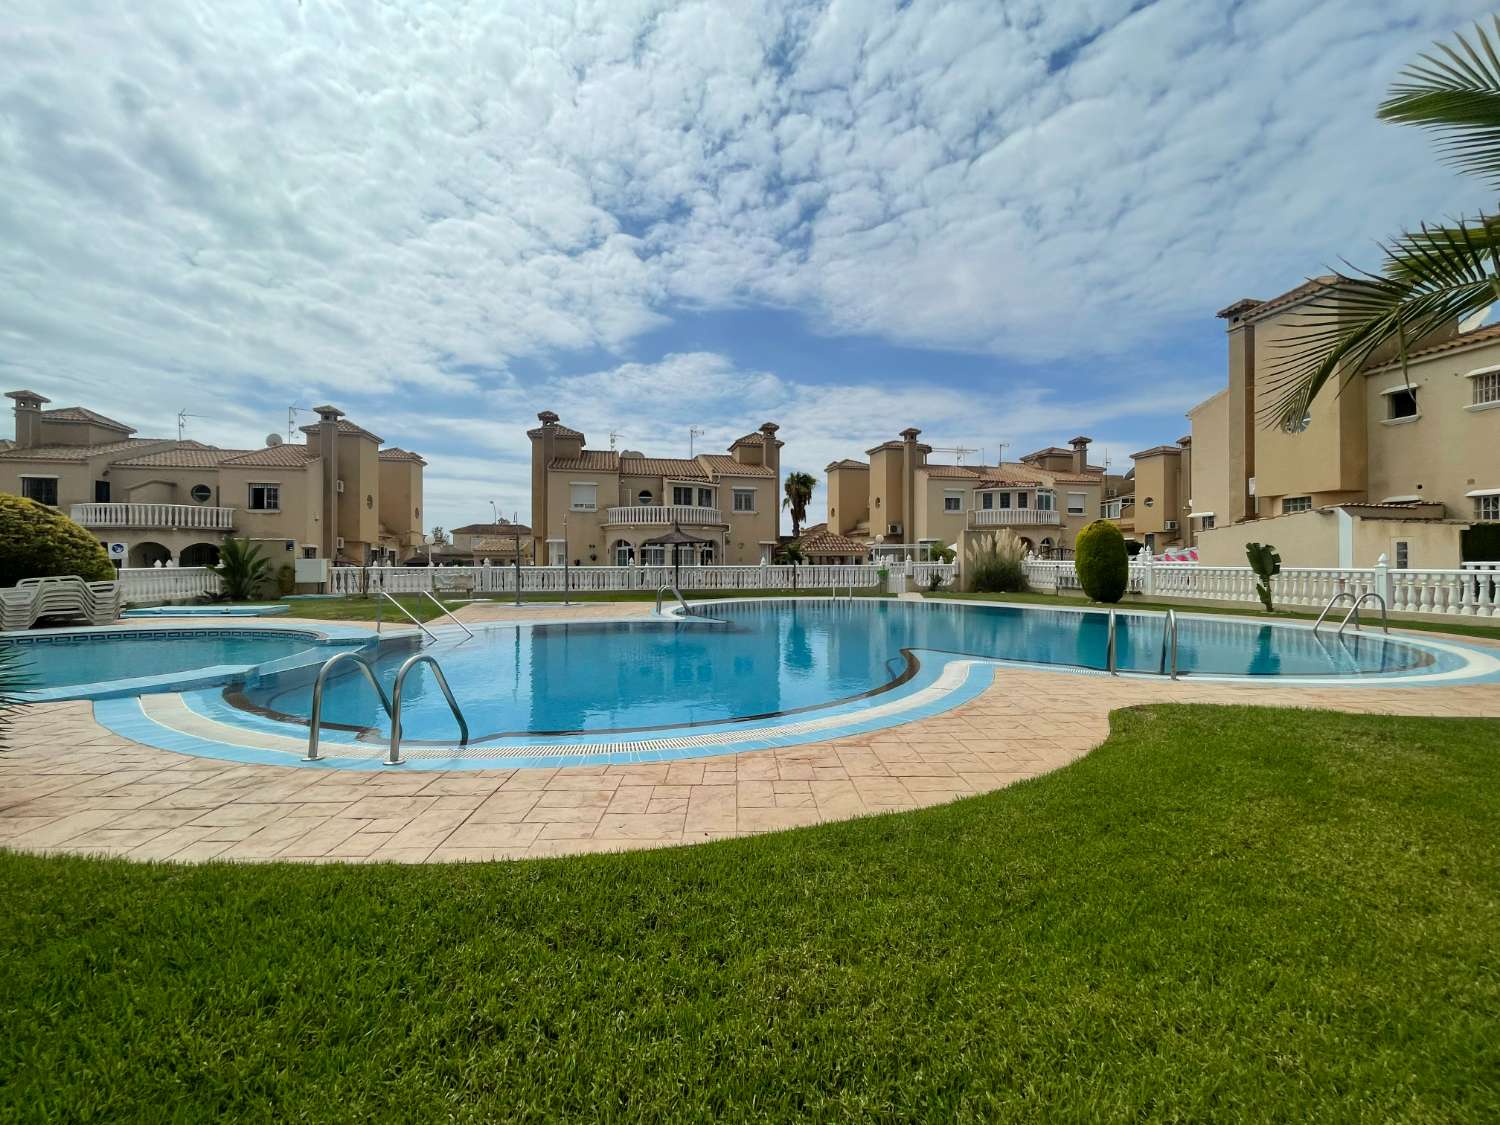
[265,433,284,446]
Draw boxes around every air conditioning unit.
[335,480,345,493]
[1164,520,1179,531]
[336,536,345,549]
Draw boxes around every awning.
[1466,487,1500,497]
[1189,511,1214,519]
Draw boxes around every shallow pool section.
[3,626,371,701]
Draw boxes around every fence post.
[1139,554,1155,596]
[1374,553,1393,607]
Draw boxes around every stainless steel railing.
[420,590,475,638]
[1337,591,1389,638]
[388,653,469,766]
[656,583,692,616]
[1158,608,1179,679]
[305,651,393,761]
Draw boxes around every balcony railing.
[969,508,1061,527]
[71,503,237,531]
[605,505,725,526]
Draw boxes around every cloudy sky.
[2,0,1492,530]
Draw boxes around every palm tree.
[215,537,271,601]
[782,471,817,538]
[1269,16,1500,426]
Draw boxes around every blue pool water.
[4,629,325,691]
[238,600,1458,741]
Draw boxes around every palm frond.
[1378,15,1500,188]
[1261,215,1500,426]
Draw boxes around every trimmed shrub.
[0,493,113,587]
[969,530,1030,593]
[1075,520,1128,603]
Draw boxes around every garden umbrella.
[642,522,712,588]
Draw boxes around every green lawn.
[927,588,1500,642]
[270,588,890,622]
[3,705,1498,1121]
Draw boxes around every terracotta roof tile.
[798,528,871,556]
[219,444,320,468]
[377,446,427,464]
[550,451,621,472]
[527,423,585,439]
[699,454,775,478]
[1130,444,1183,459]
[40,405,135,432]
[112,445,250,468]
[0,437,170,463]
[451,521,532,535]
[825,458,869,471]
[300,418,383,443]
[621,457,708,478]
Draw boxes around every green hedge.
[1075,520,1128,603]
[0,494,114,587]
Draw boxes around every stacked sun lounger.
[0,575,123,631]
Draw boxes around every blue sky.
[2,0,1494,530]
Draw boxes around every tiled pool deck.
[3,600,1498,863]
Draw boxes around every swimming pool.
[2,626,370,701]
[227,600,1487,744]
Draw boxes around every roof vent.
[620,450,645,459]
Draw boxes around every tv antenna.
[928,444,979,464]
[176,410,201,441]
[287,405,316,442]
[689,425,705,456]
[608,429,621,451]
[995,441,1009,464]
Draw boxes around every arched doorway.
[129,541,171,567]
[612,539,635,566]
[180,542,221,568]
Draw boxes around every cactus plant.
[1246,542,1281,612]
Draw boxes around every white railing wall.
[117,566,223,603]
[329,562,958,596]
[969,509,1062,527]
[72,503,237,530]
[1020,556,1498,618]
[604,505,724,526]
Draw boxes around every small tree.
[215,538,272,601]
[781,473,817,538]
[1246,542,1282,613]
[1075,520,1128,603]
[430,526,449,546]
[0,495,114,587]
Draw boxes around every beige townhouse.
[825,429,1106,560]
[432,521,534,565]
[1,391,425,571]
[1187,277,1500,568]
[528,412,782,566]
[1098,439,1194,554]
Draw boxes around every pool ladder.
[656,583,693,616]
[1104,608,1179,678]
[305,650,470,766]
[1312,590,1388,637]
[374,589,474,641]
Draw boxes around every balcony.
[71,503,237,531]
[606,504,725,526]
[969,508,1061,528]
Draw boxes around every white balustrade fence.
[1020,556,1498,618]
[71,503,236,530]
[117,566,223,604]
[329,562,958,597]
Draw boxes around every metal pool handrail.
[420,590,474,638]
[387,652,469,766]
[1106,609,1118,675]
[1337,591,1389,638]
[305,651,392,762]
[1312,590,1359,635]
[1158,608,1179,680]
[379,590,437,641]
[656,583,692,616]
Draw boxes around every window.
[697,487,714,509]
[569,483,597,511]
[1142,497,1154,509]
[997,492,1011,509]
[190,483,211,503]
[1016,491,1029,509]
[247,483,280,511]
[1473,370,1500,406]
[732,488,755,513]
[1476,494,1500,521]
[1394,540,1409,569]
[637,489,653,505]
[672,485,694,506]
[1066,491,1086,515]
[943,491,962,513]
[1387,387,1419,420]
[641,544,665,566]
[1036,490,1055,512]
[1201,515,1216,530]
[94,480,111,503]
[1283,495,1313,514]
[20,476,58,506]
[613,540,634,566]
[981,492,994,510]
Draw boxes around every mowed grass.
[3,705,1498,1122]
[927,588,1500,642]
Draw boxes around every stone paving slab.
[3,608,1499,864]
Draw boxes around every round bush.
[1075,519,1128,603]
[0,494,114,587]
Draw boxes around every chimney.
[530,411,559,563]
[1068,435,1092,475]
[313,404,343,559]
[6,390,50,449]
[900,427,921,542]
[759,422,781,536]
